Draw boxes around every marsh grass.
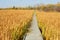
[11,20,32,40]
[36,11,60,40]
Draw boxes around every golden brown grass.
[36,11,60,40]
[0,10,34,40]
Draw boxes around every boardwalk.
[25,14,43,40]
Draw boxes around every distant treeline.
[36,3,60,12]
[0,3,60,12]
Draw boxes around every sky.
[0,0,60,8]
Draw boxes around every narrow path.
[25,13,43,40]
